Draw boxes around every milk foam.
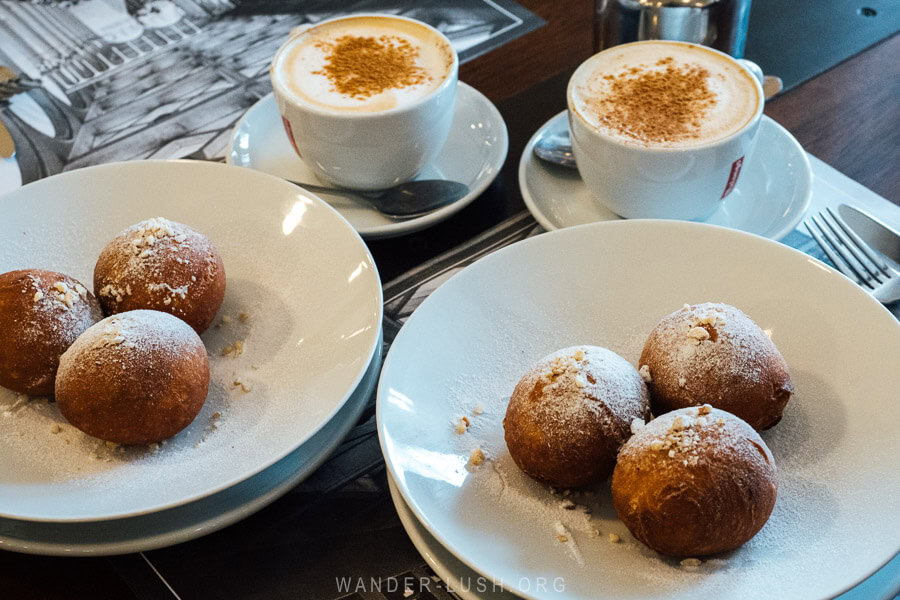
[273,17,453,113]
[571,42,760,148]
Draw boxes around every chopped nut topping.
[33,290,43,302]
[608,533,620,543]
[560,499,576,510]
[639,364,652,383]
[468,447,485,467]
[54,282,67,293]
[678,376,687,387]
[574,374,587,388]
[687,326,710,343]
[573,349,585,361]
[668,449,676,458]
[50,423,62,434]
[680,558,702,568]
[650,439,664,451]
[239,311,250,323]
[557,535,569,543]
[717,417,725,426]
[472,403,484,415]
[455,417,469,434]
[221,340,245,357]
[698,404,712,415]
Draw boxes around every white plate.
[520,112,812,240]
[0,160,383,522]
[377,220,900,600]
[387,470,900,600]
[228,85,508,240]
[0,331,381,556]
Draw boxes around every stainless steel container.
[594,0,753,58]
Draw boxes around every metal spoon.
[288,179,469,219]
[532,121,577,169]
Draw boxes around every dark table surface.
[3,1,899,598]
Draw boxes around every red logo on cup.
[281,116,302,158]
[721,156,744,199]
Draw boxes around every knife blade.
[838,204,900,264]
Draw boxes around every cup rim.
[270,13,459,119]
[566,40,765,154]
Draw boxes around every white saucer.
[0,331,381,556]
[228,85,508,240]
[519,112,812,240]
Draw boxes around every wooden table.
[3,5,898,599]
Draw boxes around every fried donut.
[503,346,650,488]
[638,303,792,430]
[0,269,103,395]
[612,406,777,556]
[55,310,209,445]
[94,217,225,334]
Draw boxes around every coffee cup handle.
[737,59,765,90]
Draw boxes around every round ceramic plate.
[228,85,508,240]
[377,220,900,600]
[0,331,381,555]
[0,160,383,522]
[520,112,812,240]
[0,331,381,556]
[386,470,900,600]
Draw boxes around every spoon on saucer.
[533,121,577,169]
[288,179,470,219]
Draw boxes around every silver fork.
[805,207,900,304]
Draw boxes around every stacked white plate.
[0,161,383,555]
[377,220,900,599]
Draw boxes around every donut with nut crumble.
[503,346,650,488]
[612,405,777,556]
[93,217,225,334]
[638,303,792,430]
[0,269,103,396]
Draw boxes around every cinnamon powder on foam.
[313,35,430,99]
[587,57,717,145]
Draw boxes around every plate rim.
[377,218,900,600]
[0,159,383,523]
[518,112,813,241]
[227,84,509,240]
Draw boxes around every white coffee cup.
[567,41,765,220]
[270,14,459,190]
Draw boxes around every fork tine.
[805,221,868,286]
[812,213,881,288]
[826,207,891,275]
[819,211,881,283]
[817,212,884,283]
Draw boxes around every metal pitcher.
[594,0,753,58]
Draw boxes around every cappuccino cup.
[270,14,458,190]
[567,41,765,220]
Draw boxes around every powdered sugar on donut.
[57,309,202,384]
[517,345,650,435]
